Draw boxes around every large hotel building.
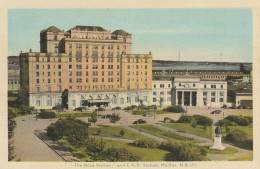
[20,26,152,109]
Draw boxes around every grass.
[102,139,176,161]
[204,146,238,154]
[162,123,212,139]
[88,125,152,141]
[229,156,253,161]
[131,124,199,143]
[56,112,94,118]
[221,126,253,139]
[8,97,18,101]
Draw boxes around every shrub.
[120,129,125,136]
[46,118,89,146]
[97,129,102,135]
[244,116,253,123]
[133,140,159,149]
[159,141,206,161]
[237,118,250,126]
[38,110,55,119]
[109,113,121,123]
[163,105,185,113]
[177,115,193,123]
[102,148,140,161]
[218,119,230,127]
[193,115,213,126]
[226,129,248,143]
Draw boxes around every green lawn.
[162,123,212,139]
[8,97,18,101]
[221,126,253,139]
[103,140,176,161]
[56,112,94,118]
[131,124,199,143]
[204,146,238,154]
[88,125,152,141]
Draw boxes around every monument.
[210,126,226,150]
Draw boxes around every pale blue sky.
[8,9,252,62]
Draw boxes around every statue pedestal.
[210,137,226,150]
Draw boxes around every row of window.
[8,81,19,84]
[126,84,148,89]
[69,64,119,69]
[69,44,127,50]
[176,83,224,89]
[36,64,62,69]
[153,97,171,102]
[35,98,62,107]
[36,71,61,77]
[127,77,148,82]
[70,85,118,90]
[36,57,61,62]
[69,77,120,83]
[71,51,123,57]
[35,86,62,92]
[36,79,61,84]
[153,91,171,95]
[154,84,171,89]
[127,65,148,69]
[203,91,224,103]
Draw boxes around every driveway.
[12,115,63,161]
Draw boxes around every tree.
[89,114,98,125]
[61,89,68,110]
[109,113,121,123]
[120,129,125,136]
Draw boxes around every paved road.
[12,115,63,161]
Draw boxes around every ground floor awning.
[87,99,111,103]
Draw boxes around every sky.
[8,8,252,62]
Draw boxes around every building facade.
[152,80,172,107]
[171,75,227,108]
[20,26,152,109]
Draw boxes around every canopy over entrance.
[85,99,111,107]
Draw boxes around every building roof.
[40,26,62,33]
[112,29,130,36]
[70,25,108,32]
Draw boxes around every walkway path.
[121,125,167,142]
[91,135,135,143]
[12,115,63,161]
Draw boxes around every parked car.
[27,109,40,114]
[211,110,221,114]
[143,112,153,117]
[112,106,121,111]
[133,119,147,124]
[164,117,171,123]
[95,107,105,111]
[74,107,90,112]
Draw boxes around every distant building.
[20,26,152,109]
[235,90,253,108]
[8,56,20,92]
[152,79,172,107]
[171,75,227,108]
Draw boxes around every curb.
[34,130,66,162]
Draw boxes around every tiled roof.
[40,26,62,33]
[112,29,130,36]
[71,26,108,32]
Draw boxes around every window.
[69,58,72,62]
[58,79,61,83]
[76,71,82,76]
[71,100,76,106]
[145,65,147,69]
[69,78,72,83]
[127,65,130,69]
[179,83,182,86]
[36,57,39,62]
[102,65,104,69]
[120,98,124,104]
[219,98,224,102]
[35,86,40,91]
[47,65,50,69]
[168,84,171,88]
[211,92,216,102]
[117,65,120,69]
[167,91,171,95]
[36,100,40,107]
[211,84,216,89]
[153,92,156,95]
[154,84,156,88]
[58,72,61,76]
[143,96,147,102]
[86,78,88,82]
[153,98,156,102]
[48,79,51,83]
[76,65,82,69]
[47,86,51,91]
[76,78,82,83]
[167,97,171,101]
[160,84,164,88]
[36,79,39,84]
[47,98,52,107]
[204,84,206,88]
[135,95,139,102]
[36,65,39,69]
[58,86,61,91]
[193,84,195,87]
[47,72,50,76]
[36,72,39,77]
[160,92,164,95]
[221,85,223,89]
[69,71,72,76]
